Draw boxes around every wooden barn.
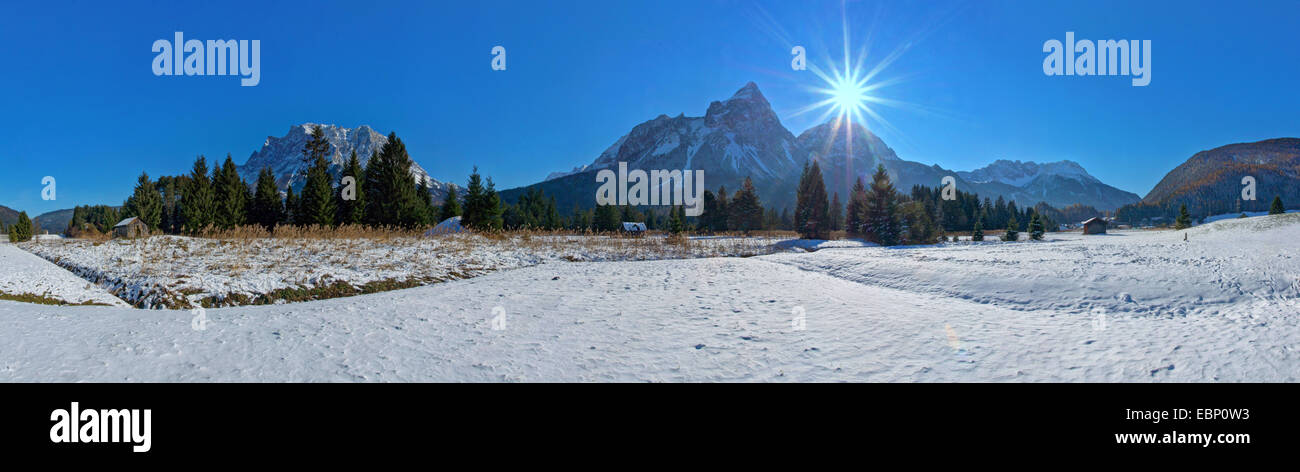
[112,217,149,239]
[1081,217,1107,235]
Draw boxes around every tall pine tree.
[439,186,461,222]
[727,177,763,233]
[180,156,215,234]
[299,132,336,227]
[335,151,366,225]
[251,167,283,230]
[213,154,248,229]
[794,160,831,239]
[362,134,422,228]
[864,165,900,246]
[128,172,163,230]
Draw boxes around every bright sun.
[828,74,869,115]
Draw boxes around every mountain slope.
[1142,138,1300,215]
[34,209,74,235]
[0,205,18,228]
[236,124,455,202]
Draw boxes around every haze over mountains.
[505,82,1141,212]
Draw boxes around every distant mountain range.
[236,123,456,202]
[1118,138,1299,220]
[505,82,1140,212]
[0,205,70,234]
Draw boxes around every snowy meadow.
[1,214,1297,382]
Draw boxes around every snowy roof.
[622,222,647,231]
[113,217,140,228]
[1082,217,1106,226]
[424,216,466,237]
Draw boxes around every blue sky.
[2,0,1298,215]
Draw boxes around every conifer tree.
[1174,204,1192,230]
[128,172,163,230]
[335,150,366,226]
[1028,212,1045,240]
[1269,195,1285,215]
[668,205,684,234]
[283,185,298,225]
[414,179,434,226]
[439,186,461,222]
[845,177,867,236]
[794,161,831,239]
[594,203,621,232]
[362,134,422,228]
[213,155,248,229]
[250,167,283,230]
[1003,214,1019,242]
[180,156,215,234]
[727,177,763,233]
[971,213,985,241]
[864,165,900,245]
[161,178,179,234]
[9,211,33,242]
[299,151,336,227]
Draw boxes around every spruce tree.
[439,186,461,222]
[845,177,867,236]
[251,167,283,230]
[161,178,179,234]
[971,213,985,241]
[794,161,831,239]
[283,186,298,225]
[1028,212,1045,240]
[9,211,33,242]
[864,165,900,245]
[180,156,215,234]
[1269,195,1285,215]
[362,134,422,228]
[335,151,366,225]
[414,178,434,226]
[1174,204,1192,229]
[213,155,247,229]
[1003,215,1019,242]
[594,203,620,232]
[668,205,684,234]
[727,177,763,233]
[129,172,163,230]
[299,151,336,227]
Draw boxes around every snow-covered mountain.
[236,124,455,200]
[512,82,805,209]
[958,160,1098,187]
[546,82,802,184]
[509,82,1138,211]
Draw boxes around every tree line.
[96,126,516,235]
[791,161,1056,244]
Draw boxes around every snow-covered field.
[1,214,1297,382]
[18,233,784,308]
[0,242,128,306]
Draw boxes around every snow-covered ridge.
[957,159,1100,186]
